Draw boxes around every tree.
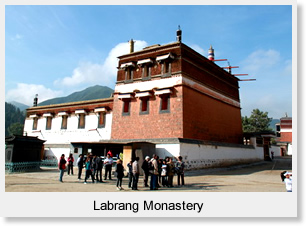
[5,102,26,136]
[242,109,273,133]
[8,122,24,136]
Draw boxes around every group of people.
[58,152,186,191]
[58,151,114,184]
[126,154,185,191]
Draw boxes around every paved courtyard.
[5,156,292,192]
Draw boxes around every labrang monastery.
[23,29,275,169]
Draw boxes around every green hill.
[38,85,114,106]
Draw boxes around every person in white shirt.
[103,154,113,180]
[283,172,292,192]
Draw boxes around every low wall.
[157,141,263,170]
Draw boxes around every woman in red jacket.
[58,154,67,182]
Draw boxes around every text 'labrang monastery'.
[23,28,286,170]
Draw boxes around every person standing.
[161,160,168,187]
[84,157,94,184]
[127,160,133,188]
[141,156,150,187]
[77,154,84,180]
[91,155,97,183]
[150,154,159,190]
[95,156,104,183]
[167,157,175,187]
[58,154,67,182]
[132,157,140,190]
[175,156,185,186]
[157,157,162,187]
[283,172,292,192]
[115,159,124,190]
[67,153,74,176]
[104,154,113,180]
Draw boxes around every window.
[122,99,131,115]
[156,53,174,75]
[162,61,171,74]
[140,98,149,114]
[125,67,133,81]
[98,112,106,128]
[61,115,68,130]
[46,117,52,130]
[142,64,151,79]
[32,118,38,130]
[137,58,153,79]
[78,114,86,129]
[160,95,170,113]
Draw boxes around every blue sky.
[5,4,293,119]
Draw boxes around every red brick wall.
[111,86,184,139]
[279,132,292,143]
[181,46,240,101]
[182,86,243,144]
[117,44,182,82]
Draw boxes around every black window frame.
[159,94,170,113]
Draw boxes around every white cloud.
[242,49,281,73]
[54,40,148,89]
[6,83,63,106]
[282,59,292,77]
[189,44,205,56]
[11,34,23,41]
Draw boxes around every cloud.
[11,34,23,41]
[241,49,281,73]
[6,83,63,106]
[189,44,205,56]
[54,40,148,89]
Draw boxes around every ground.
[5,156,292,192]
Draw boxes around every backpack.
[148,161,154,174]
[176,161,184,174]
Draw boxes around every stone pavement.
[5,156,292,192]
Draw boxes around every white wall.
[269,145,281,157]
[156,142,263,170]
[155,144,180,159]
[287,143,292,155]
[24,112,112,144]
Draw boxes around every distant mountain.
[9,101,30,111]
[38,85,114,106]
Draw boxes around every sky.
[4,4,293,119]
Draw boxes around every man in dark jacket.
[141,156,150,187]
[77,154,84,180]
[95,156,104,183]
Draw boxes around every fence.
[5,160,58,173]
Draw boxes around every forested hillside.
[5,102,26,137]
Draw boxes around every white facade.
[24,110,113,161]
